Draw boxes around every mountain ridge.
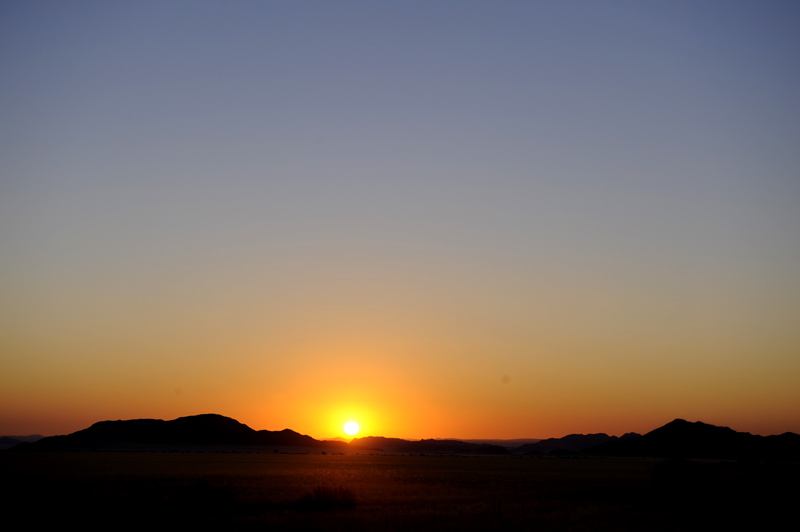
[586,418,800,460]
[10,413,341,452]
[515,432,641,455]
[7,414,799,459]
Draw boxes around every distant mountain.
[0,437,24,451]
[9,415,798,459]
[453,438,542,448]
[587,419,800,460]
[322,436,350,443]
[514,432,641,455]
[0,434,45,442]
[349,436,511,455]
[10,414,346,452]
[1,436,41,450]
[11,415,510,455]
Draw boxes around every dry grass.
[295,485,357,511]
[2,452,796,531]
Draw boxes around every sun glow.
[343,421,359,436]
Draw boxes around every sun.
[343,421,359,436]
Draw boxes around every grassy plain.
[2,452,795,530]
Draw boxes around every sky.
[2,1,799,440]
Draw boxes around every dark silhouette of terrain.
[8,415,507,454]
[514,432,640,455]
[587,418,800,460]
[446,438,542,447]
[349,436,511,455]
[10,414,345,452]
[0,435,44,450]
[8,415,800,460]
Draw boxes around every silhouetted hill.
[514,432,641,455]
[10,415,798,459]
[587,419,800,460]
[13,415,511,454]
[0,437,23,451]
[454,438,542,448]
[0,435,44,450]
[0,434,44,442]
[349,436,511,455]
[2,437,28,450]
[11,414,346,452]
[322,436,350,443]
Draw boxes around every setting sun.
[344,421,359,436]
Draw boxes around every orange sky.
[3,281,799,438]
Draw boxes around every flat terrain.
[2,452,796,530]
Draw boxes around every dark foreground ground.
[2,452,797,531]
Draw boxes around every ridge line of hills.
[5,414,800,460]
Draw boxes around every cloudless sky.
[2,1,799,439]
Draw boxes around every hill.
[10,414,345,452]
[349,436,511,455]
[0,435,45,451]
[587,419,800,460]
[514,432,641,455]
[8,415,799,459]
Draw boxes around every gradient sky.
[2,1,799,440]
